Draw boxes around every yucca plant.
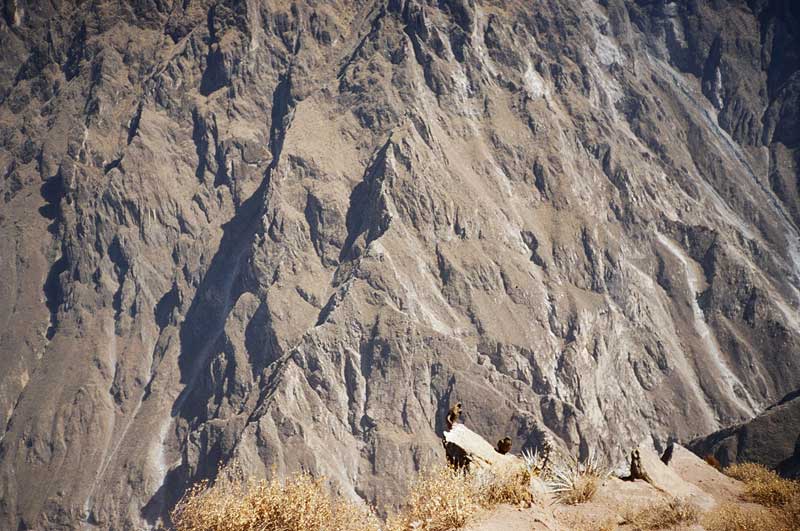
[522,446,550,477]
[547,449,608,505]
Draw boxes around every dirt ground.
[464,445,777,531]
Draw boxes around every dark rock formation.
[0,1,799,529]
[689,388,800,478]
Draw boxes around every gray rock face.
[0,0,798,528]
[689,389,800,478]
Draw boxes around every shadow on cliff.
[140,168,265,525]
[39,168,68,340]
[142,72,296,526]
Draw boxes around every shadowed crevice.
[141,63,299,527]
[108,237,129,321]
[103,157,122,174]
[127,102,143,145]
[339,140,392,263]
[43,254,68,340]
[40,165,69,340]
[154,283,179,330]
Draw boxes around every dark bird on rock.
[496,436,512,454]
[446,402,462,430]
[661,441,675,465]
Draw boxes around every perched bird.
[660,441,675,465]
[446,402,462,430]
[496,436,512,454]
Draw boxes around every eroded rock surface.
[0,1,799,528]
[689,388,800,477]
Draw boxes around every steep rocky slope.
[690,388,800,478]
[0,0,798,529]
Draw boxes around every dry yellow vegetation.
[724,463,780,487]
[547,451,606,505]
[725,463,798,508]
[387,464,536,531]
[387,466,483,531]
[477,466,535,508]
[623,497,700,530]
[702,503,787,531]
[171,463,380,531]
[553,474,598,505]
[172,461,537,531]
[170,457,800,531]
[718,463,800,530]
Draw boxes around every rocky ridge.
[0,0,799,529]
[690,388,800,478]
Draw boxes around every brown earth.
[467,445,772,531]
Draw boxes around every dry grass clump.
[476,466,535,507]
[387,465,482,531]
[702,503,787,531]
[388,463,537,530]
[175,460,539,531]
[623,497,700,530]
[724,463,798,508]
[548,450,607,505]
[747,475,798,508]
[171,463,380,531]
[724,463,778,485]
[721,462,800,529]
[553,474,599,505]
[783,494,800,529]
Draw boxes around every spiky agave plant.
[546,449,609,505]
[522,448,546,476]
[521,435,553,476]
